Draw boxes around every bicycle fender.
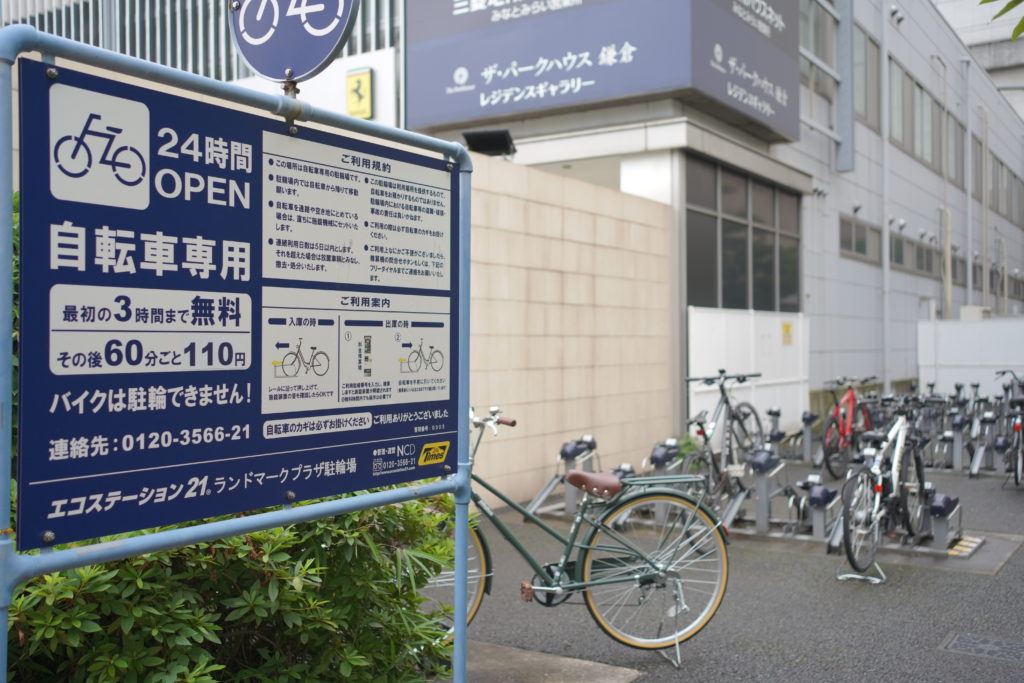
[612,487,730,544]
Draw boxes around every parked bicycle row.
[817,371,1024,486]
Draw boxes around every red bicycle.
[820,376,876,479]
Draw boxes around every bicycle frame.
[463,416,719,596]
[687,371,760,473]
[860,414,910,522]
[827,380,868,447]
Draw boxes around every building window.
[839,216,881,263]
[890,61,904,145]
[854,25,880,130]
[972,136,984,201]
[685,155,801,313]
[891,234,905,266]
[946,116,965,187]
[801,0,838,116]
[687,210,718,308]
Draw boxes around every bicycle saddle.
[688,409,709,425]
[565,470,622,498]
[1010,397,1024,408]
[860,430,887,446]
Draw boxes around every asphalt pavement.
[460,463,1024,682]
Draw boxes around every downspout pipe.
[880,4,891,392]
[962,58,973,306]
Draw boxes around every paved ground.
[461,464,1024,682]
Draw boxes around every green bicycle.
[420,407,729,659]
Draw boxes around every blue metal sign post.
[230,0,362,81]
[0,24,472,681]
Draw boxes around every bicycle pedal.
[519,581,535,603]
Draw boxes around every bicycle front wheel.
[581,492,728,650]
[730,402,763,461]
[428,349,445,372]
[419,520,489,629]
[1015,439,1023,487]
[841,468,880,572]
[310,351,330,377]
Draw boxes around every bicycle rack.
[801,411,818,464]
[524,436,598,518]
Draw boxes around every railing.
[1,0,399,82]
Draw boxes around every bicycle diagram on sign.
[400,338,444,374]
[272,338,330,378]
[53,112,146,186]
[237,0,347,46]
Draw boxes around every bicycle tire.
[53,135,92,178]
[238,0,279,46]
[580,491,728,650]
[900,446,928,537]
[301,0,343,35]
[428,349,445,372]
[821,416,848,479]
[407,350,423,373]
[419,520,489,629]
[841,467,880,572]
[1015,437,1022,487]
[280,351,300,377]
[681,449,725,499]
[111,145,146,186]
[729,402,763,462]
[310,351,330,377]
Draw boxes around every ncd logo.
[418,441,450,466]
[50,84,150,210]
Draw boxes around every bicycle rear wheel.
[419,519,489,628]
[841,468,880,572]
[730,402,763,461]
[900,446,928,537]
[581,491,728,650]
[681,448,725,499]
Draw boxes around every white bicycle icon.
[238,0,346,46]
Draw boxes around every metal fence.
[1,0,399,82]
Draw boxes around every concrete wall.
[917,318,1024,396]
[468,153,674,504]
[687,307,810,435]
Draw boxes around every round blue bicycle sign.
[230,0,362,82]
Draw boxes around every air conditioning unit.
[960,305,991,320]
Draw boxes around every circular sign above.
[230,0,362,82]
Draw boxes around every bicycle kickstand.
[835,561,887,585]
[656,578,686,669]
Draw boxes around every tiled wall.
[468,153,674,505]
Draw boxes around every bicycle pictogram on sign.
[237,0,348,46]
[53,112,147,186]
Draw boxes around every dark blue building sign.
[17,61,460,550]
[406,0,799,141]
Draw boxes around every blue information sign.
[230,0,362,81]
[16,60,460,550]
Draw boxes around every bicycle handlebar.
[496,417,517,427]
[685,371,762,384]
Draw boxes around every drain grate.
[942,633,1024,663]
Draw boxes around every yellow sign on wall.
[346,67,373,119]
[782,322,793,346]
